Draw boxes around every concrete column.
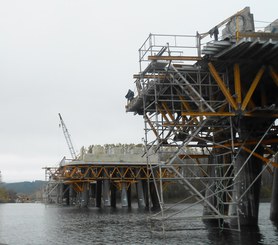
[90,182,96,207]
[270,152,278,221]
[127,185,132,208]
[136,180,146,208]
[230,149,262,226]
[142,180,149,209]
[80,182,89,208]
[110,183,117,208]
[96,180,102,208]
[121,183,128,207]
[150,182,160,210]
[103,180,111,207]
[229,119,269,226]
[63,184,70,206]
[69,185,77,206]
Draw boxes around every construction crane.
[58,113,77,159]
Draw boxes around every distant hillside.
[3,180,46,195]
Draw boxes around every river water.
[0,203,278,244]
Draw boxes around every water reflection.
[206,223,268,245]
[0,203,278,245]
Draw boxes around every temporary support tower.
[126,7,278,233]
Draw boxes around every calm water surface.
[0,203,278,244]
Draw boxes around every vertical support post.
[121,182,128,207]
[270,151,278,221]
[80,182,89,208]
[103,180,111,207]
[127,184,132,208]
[150,182,160,211]
[136,180,146,208]
[96,180,102,208]
[142,179,149,209]
[110,182,117,208]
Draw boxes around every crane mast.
[58,113,77,159]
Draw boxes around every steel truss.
[127,32,278,233]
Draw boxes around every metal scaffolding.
[126,7,278,233]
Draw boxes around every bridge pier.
[150,182,160,210]
[136,180,145,208]
[229,119,271,226]
[80,183,89,208]
[121,183,128,207]
[63,184,70,206]
[111,183,117,208]
[96,180,102,208]
[142,180,149,209]
[270,151,278,221]
[69,185,77,205]
[103,180,111,207]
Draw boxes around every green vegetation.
[4,180,45,195]
[0,186,17,203]
[0,181,45,203]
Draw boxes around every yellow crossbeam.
[208,62,238,110]
[213,138,278,149]
[148,56,202,61]
[241,66,265,111]
[182,111,236,117]
[242,146,278,168]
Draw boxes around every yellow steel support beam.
[178,95,191,111]
[182,111,236,117]
[241,85,256,110]
[148,56,202,61]
[208,62,238,110]
[158,106,170,124]
[234,63,242,105]
[161,102,175,121]
[213,138,278,149]
[241,66,265,111]
[242,146,278,168]
[243,113,278,118]
[269,66,278,87]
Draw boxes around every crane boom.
[58,113,77,159]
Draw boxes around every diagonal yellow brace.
[178,95,191,111]
[157,105,170,124]
[241,66,265,111]
[242,146,278,169]
[234,63,242,105]
[161,102,175,121]
[269,66,278,87]
[208,62,238,110]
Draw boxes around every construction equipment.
[58,113,77,159]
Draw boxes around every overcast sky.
[0,0,276,182]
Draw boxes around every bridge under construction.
[44,7,278,233]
